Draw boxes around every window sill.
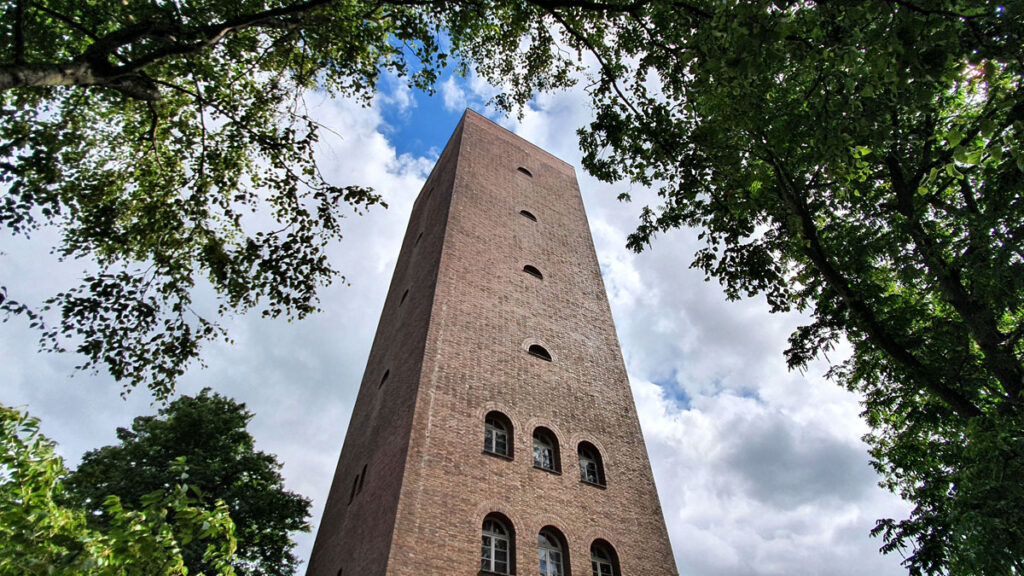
[580,479,607,489]
[479,571,513,576]
[533,465,561,476]
[482,450,514,462]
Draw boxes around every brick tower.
[306,110,678,576]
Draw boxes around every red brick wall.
[306,118,464,576]
[308,110,678,576]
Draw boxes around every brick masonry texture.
[306,110,678,576]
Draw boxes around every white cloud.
[440,76,467,112]
[0,72,913,576]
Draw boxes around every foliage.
[63,389,310,576]
[0,403,237,576]
[528,0,1024,573]
[0,0,578,400]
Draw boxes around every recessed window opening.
[484,411,514,458]
[533,427,561,473]
[348,473,359,503]
[528,344,552,361]
[538,527,570,576]
[482,513,516,574]
[357,464,367,494]
[590,540,620,576]
[400,289,409,306]
[578,442,606,486]
[379,369,390,388]
[519,209,537,222]
[517,166,533,177]
[415,231,423,246]
[523,265,543,280]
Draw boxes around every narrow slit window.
[400,289,409,305]
[528,344,552,361]
[348,473,359,503]
[517,166,533,177]
[357,464,367,494]
[415,231,423,246]
[379,369,390,388]
[523,265,543,280]
[520,210,537,222]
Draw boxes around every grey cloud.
[721,415,877,508]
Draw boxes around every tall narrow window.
[590,540,620,576]
[348,474,359,503]
[533,428,560,472]
[482,515,514,574]
[578,442,605,486]
[519,210,537,222]
[357,464,367,494]
[379,369,390,388]
[538,528,568,576]
[400,289,409,306]
[523,265,543,280]
[484,412,513,457]
[528,345,551,361]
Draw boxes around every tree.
[0,403,237,576]
[524,0,1022,573]
[7,0,1021,572]
[0,0,577,400]
[63,390,311,576]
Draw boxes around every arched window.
[523,265,543,280]
[533,428,560,472]
[482,514,515,574]
[519,209,537,222]
[578,442,606,486]
[528,344,552,361]
[590,540,620,576]
[485,412,513,458]
[517,166,533,177]
[538,528,570,576]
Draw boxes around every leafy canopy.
[0,0,578,400]
[0,403,237,576]
[538,0,1023,573]
[63,389,310,576]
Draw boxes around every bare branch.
[0,63,160,99]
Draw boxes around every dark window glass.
[528,345,551,361]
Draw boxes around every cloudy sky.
[1,67,912,576]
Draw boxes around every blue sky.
[376,73,461,158]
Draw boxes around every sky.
[0,68,914,576]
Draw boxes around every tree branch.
[13,0,25,64]
[765,149,983,418]
[0,63,160,99]
[887,152,1023,401]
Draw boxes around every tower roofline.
[459,108,575,172]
